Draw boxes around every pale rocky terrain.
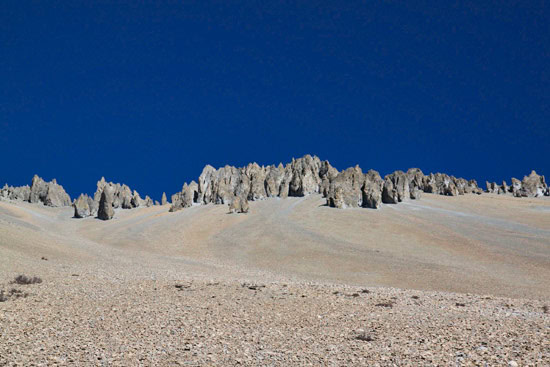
[1,193,549,365]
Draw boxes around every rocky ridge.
[486,170,549,198]
[0,175,71,207]
[2,157,547,220]
[168,155,491,212]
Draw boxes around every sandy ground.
[0,193,549,365]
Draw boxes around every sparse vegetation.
[242,283,265,291]
[13,275,42,285]
[411,295,419,300]
[455,302,466,307]
[543,305,549,314]
[355,332,374,342]
[375,302,394,308]
[0,288,29,302]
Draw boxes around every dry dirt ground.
[0,193,549,365]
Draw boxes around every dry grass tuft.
[13,275,42,285]
[355,332,374,342]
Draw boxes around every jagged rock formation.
[326,167,482,209]
[326,166,364,208]
[170,182,199,212]
[485,171,548,198]
[0,184,30,202]
[71,177,154,220]
[170,155,337,212]
[362,170,384,208]
[0,175,71,207]
[519,171,547,197]
[2,157,547,220]
[73,194,94,218]
[168,155,518,213]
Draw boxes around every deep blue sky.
[1,1,548,200]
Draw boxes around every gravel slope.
[0,194,549,365]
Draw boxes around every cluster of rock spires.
[485,171,549,198]
[0,175,71,207]
[169,155,338,213]
[167,155,492,212]
[1,156,548,221]
[74,178,155,220]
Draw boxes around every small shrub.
[411,295,419,300]
[375,302,394,308]
[455,302,466,307]
[543,305,549,314]
[9,289,28,299]
[13,275,42,285]
[0,289,28,302]
[242,283,265,291]
[355,332,374,342]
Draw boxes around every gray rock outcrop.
[97,190,115,221]
[168,155,496,213]
[362,170,384,208]
[70,177,156,220]
[0,175,71,207]
[2,156,545,220]
[520,171,547,197]
[383,171,410,203]
[171,155,336,212]
[228,196,249,214]
[406,168,424,200]
[170,181,199,212]
[73,194,93,218]
[0,184,31,202]
[327,166,364,208]
[484,171,547,198]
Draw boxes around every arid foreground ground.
[1,194,549,365]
